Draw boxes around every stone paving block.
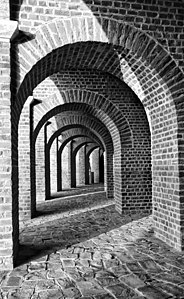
[108,264,129,277]
[28,262,46,272]
[46,262,62,270]
[93,251,103,260]
[33,289,64,299]
[59,252,78,260]
[138,260,162,273]
[119,273,146,289]
[114,252,134,263]
[153,272,184,284]
[80,252,92,260]
[5,288,34,299]
[9,265,27,277]
[64,267,83,281]
[1,276,22,288]
[75,259,90,268]
[76,281,106,297]
[48,253,62,263]
[154,282,184,297]
[95,270,120,287]
[47,270,66,279]
[134,273,154,284]
[62,259,76,268]
[138,285,170,299]
[90,260,103,270]
[101,253,112,260]
[56,277,75,289]
[106,283,140,299]
[78,267,95,280]
[126,262,144,274]
[21,280,37,289]
[103,258,121,269]
[62,286,81,298]
[35,279,58,291]
[73,247,85,254]
[25,271,47,281]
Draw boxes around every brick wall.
[0,20,18,269]
[11,0,184,72]
[33,74,151,212]
[4,0,184,269]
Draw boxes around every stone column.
[0,20,18,269]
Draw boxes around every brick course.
[0,0,184,269]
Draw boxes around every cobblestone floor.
[1,188,184,298]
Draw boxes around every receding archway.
[10,16,183,269]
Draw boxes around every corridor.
[0,187,184,299]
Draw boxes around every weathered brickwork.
[0,0,184,269]
[11,14,183,253]
[11,0,184,71]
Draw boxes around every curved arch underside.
[13,15,184,254]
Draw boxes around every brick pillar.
[91,148,100,184]
[106,150,114,199]
[30,98,42,216]
[70,140,76,188]
[0,20,18,269]
[62,144,70,189]
[50,138,57,194]
[57,137,62,191]
[77,145,86,186]
[36,128,45,202]
[85,149,90,185]
[99,150,104,183]
[19,98,31,220]
[104,151,107,192]
[44,122,51,200]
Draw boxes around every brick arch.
[47,116,113,152]
[73,140,99,158]
[15,17,183,114]
[58,135,99,192]
[59,130,103,153]
[33,91,131,147]
[32,103,115,214]
[73,140,99,188]
[58,89,132,146]
[34,102,136,209]
[45,122,113,201]
[87,145,100,158]
[12,16,184,251]
[37,127,104,199]
[58,135,101,191]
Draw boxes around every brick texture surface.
[0,0,184,270]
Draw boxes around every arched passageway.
[1,6,184,270]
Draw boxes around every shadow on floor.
[50,184,104,199]
[17,203,151,267]
[35,190,108,217]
